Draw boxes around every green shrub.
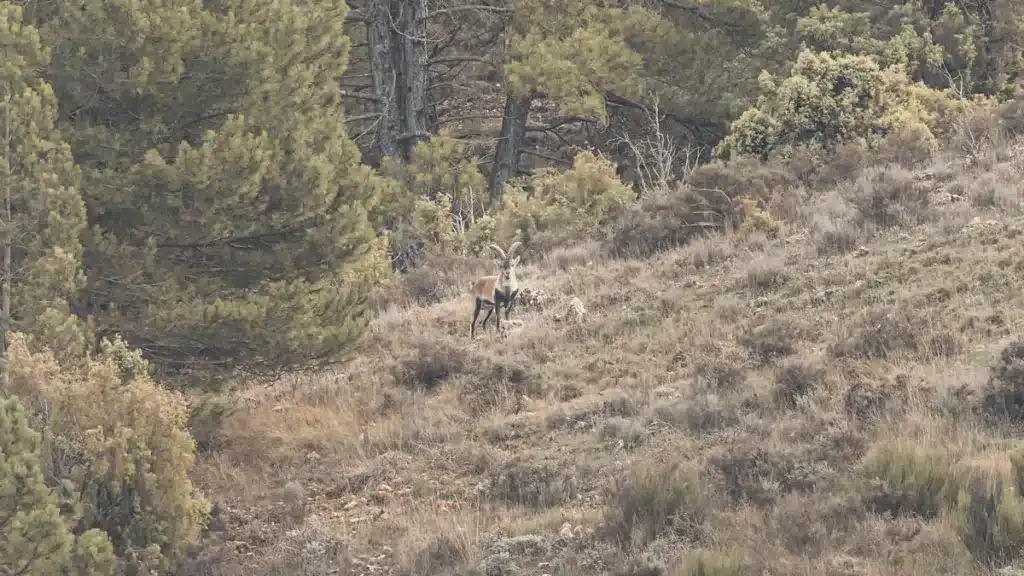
[861,441,963,519]
[0,395,118,576]
[981,340,1024,424]
[718,49,949,161]
[6,332,210,574]
[954,473,1024,568]
[496,151,635,256]
[187,394,239,455]
[377,131,491,267]
[1,396,74,575]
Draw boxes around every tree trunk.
[2,204,9,390]
[366,0,430,161]
[0,114,8,390]
[488,93,533,207]
[367,0,397,159]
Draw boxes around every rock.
[555,297,586,322]
[653,386,678,399]
[517,287,548,310]
[478,552,517,576]
[281,481,304,504]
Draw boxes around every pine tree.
[42,0,391,382]
[0,396,72,575]
[0,1,87,376]
[489,0,656,201]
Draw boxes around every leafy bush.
[954,472,1024,568]
[861,441,963,519]
[686,158,797,204]
[875,121,938,168]
[718,49,951,161]
[496,151,634,255]
[377,131,491,268]
[981,340,1024,424]
[738,197,781,237]
[606,179,757,259]
[5,332,210,574]
[187,395,239,455]
[381,252,492,307]
[0,396,117,576]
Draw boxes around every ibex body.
[470,242,522,338]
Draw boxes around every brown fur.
[731,197,748,231]
[470,242,522,337]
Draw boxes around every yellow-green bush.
[951,445,1024,567]
[493,151,634,254]
[5,332,210,574]
[377,131,490,266]
[0,395,117,576]
[860,441,963,519]
[738,198,780,237]
[954,473,1024,568]
[718,49,956,161]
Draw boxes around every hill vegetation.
[4,0,1024,574]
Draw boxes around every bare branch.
[428,55,490,66]
[521,149,573,165]
[524,115,597,133]
[344,112,384,124]
[610,92,702,197]
[339,89,383,103]
[424,5,512,20]
[429,114,504,129]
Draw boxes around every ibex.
[730,197,749,232]
[470,241,522,338]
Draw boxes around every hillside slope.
[188,158,1024,575]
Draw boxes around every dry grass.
[183,151,1024,575]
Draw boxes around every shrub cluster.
[3,333,210,574]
